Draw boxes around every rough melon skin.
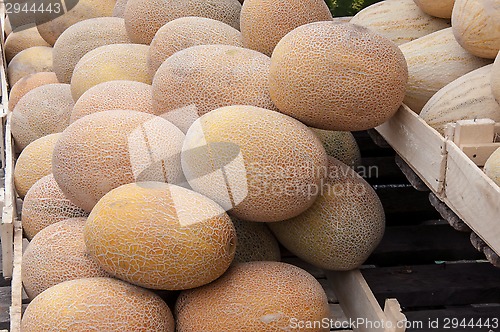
[5,25,51,63]
[71,43,151,101]
[52,110,186,212]
[70,80,154,123]
[21,277,175,331]
[22,174,88,240]
[53,17,131,84]
[85,182,236,290]
[148,16,242,78]
[14,133,61,198]
[113,0,129,17]
[124,0,242,45]
[231,217,280,264]
[181,105,328,222]
[311,128,361,169]
[22,218,109,299]
[8,72,58,112]
[484,148,500,186]
[11,83,73,151]
[175,261,329,332]
[491,45,500,105]
[270,22,408,131]
[413,0,455,18]
[7,46,53,86]
[153,45,277,133]
[240,0,332,56]
[269,157,385,271]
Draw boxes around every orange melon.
[5,24,50,63]
[8,72,58,112]
[7,46,53,86]
[311,128,361,168]
[231,217,280,264]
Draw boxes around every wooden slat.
[9,218,22,332]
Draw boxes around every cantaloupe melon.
[70,81,154,123]
[175,261,330,331]
[181,105,328,222]
[484,148,500,186]
[240,0,332,56]
[231,217,280,264]
[21,277,175,331]
[14,133,61,198]
[350,0,450,46]
[269,157,385,271]
[113,0,129,17]
[22,218,109,299]
[85,182,236,290]
[53,17,131,84]
[148,17,242,78]
[7,46,53,86]
[452,0,500,59]
[11,83,73,151]
[8,72,58,113]
[493,52,500,105]
[22,174,88,240]
[52,110,185,212]
[71,43,151,101]
[311,128,362,168]
[153,45,276,132]
[124,0,242,45]
[413,0,455,18]
[270,22,408,131]
[5,25,51,63]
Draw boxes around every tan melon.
[53,17,131,84]
[21,277,175,331]
[85,182,236,290]
[71,43,151,101]
[148,17,242,78]
[8,72,58,112]
[22,174,88,240]
[400,27,492,113]
[484,148,500,186]
[22,218,109,299]
[5,25,51,63]
[175,261,329,332]
[11,83,73,151]
[231,217,280,264]
[413,0,455,18]
[7,46,53,86]
[420,64,500,134]
[493,52,500,105]
[5,15,12,36]
[35,0,116,46]
[350,0,450,46]
[113,0,129,17]
[452,0,500,59]
[270,22,408,131]
[269,157,385,271]
[52,110,185,212]
[181,105,328,222]
[311,128,361,169]
[14,133,61,198]
[240,0,332,56]
[124,0,242,45]
[71,80,154,123]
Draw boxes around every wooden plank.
[10,218,22,332]
[1,113,14,279]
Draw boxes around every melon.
[124,0,242,45]
[7,46,53,86]
[493,52,500,105]
[270,22,408,131]
[84,182,236,290]
[52,110,185,212]
[22,174,88,240]
[231,217,280,264]
[240,0,332,56]
[152,44,276,132]
[311,128,361,168]
[413,0,455,18]
[181,105,328,222]
[5,25,51,63]
[53,17,131,84]
[5,15,12,36]
[71,43,151,101]
[484,148,500,187]
[21,277,175,331]
[269,157,385,271]
[148,17,242,78]
[11,83,73,151]
[8,72,58,113]
[113,0,129,17]
[175,261,330,331]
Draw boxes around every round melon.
[484,148,500,186]
[8,72,58,112]
[52,110,185,212]
[7,46,53,86]
[5,25,51,63]
[148,16,242,77]
[270,22,408,131]
[22,218,109,299]
[175,261,329,331]
[21,277,175,331]
[413,0,455,18]
[492,51,500,105]
[240,0,332,56]
[14,133,61,198]
[85,182,237,290]
[53,17,131,84]
[11,83,73,151]
[124,0,242,44]
[181,105,328,222]
[311,128,362,168]
[113,0,129,17]
[231,217,280,264]
[22,174,88,240]
[153,45,276,132]
[71,43,151,101]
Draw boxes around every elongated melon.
[400,28,492,113]
[350,0,450,46]
[413,0,455,19]
[420,64,500,134]
[491,47,500,105]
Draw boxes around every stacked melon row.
[6,0,409,331]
